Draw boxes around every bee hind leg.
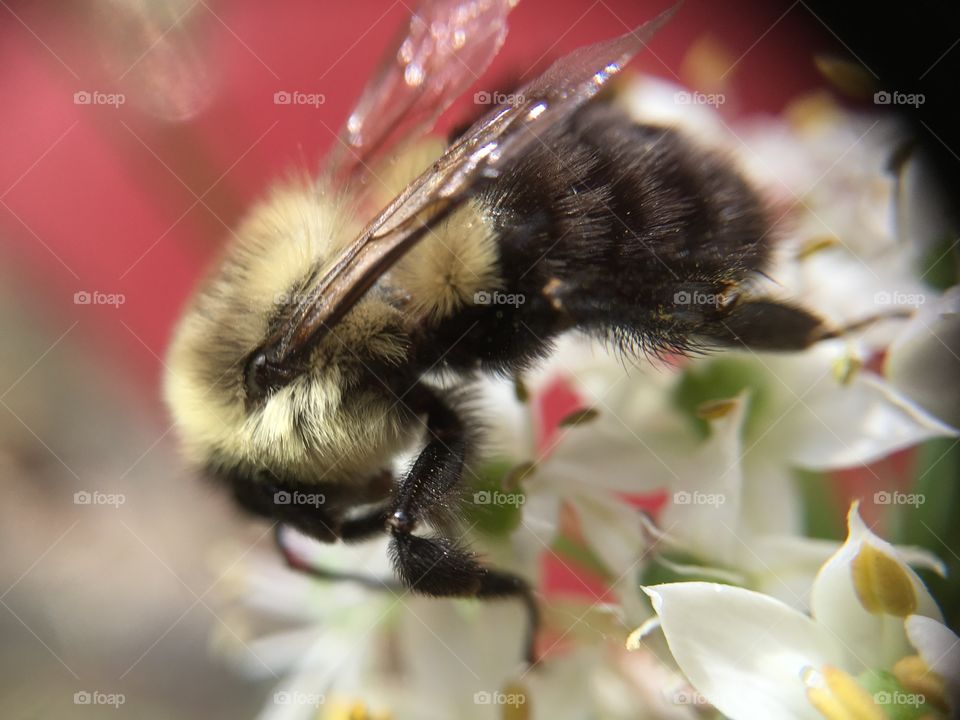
[386,383,540,666]
[389,531,540,664]
[705,298,914,352]
[705,298,828,351]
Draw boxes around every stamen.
[798,235,841,260]
[893,654,949,713]
[696,398,739,420]
[501,681,530,720]
[851,544,917,617]
[832,352,862,386]
[806,665,885,720]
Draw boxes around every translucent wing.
[249,4,679,393]
[329,0,517,178]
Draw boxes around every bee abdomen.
[421,101,774,371]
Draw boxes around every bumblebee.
[165,2,839,664]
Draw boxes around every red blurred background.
[0,0,829,402]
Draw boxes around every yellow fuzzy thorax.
[163,141,502,485]
[372,139,502,324]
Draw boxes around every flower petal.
[905,614,960,711]
[398,597,527,714]
[659,394,748,567]
[645,582,844,720]
[810,502,944,671]
[740,458,804,538]
[525,647,609,720]
[746,534,841,611]
[886,286,960,429]
[783,358,956,470]
[572,492,648,579]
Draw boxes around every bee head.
[163,180,413,486]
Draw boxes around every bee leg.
[708,298,831,351]
[231,470,406,590]
[339,507,392,542]
[274,525,402,592]
[390,531,540,665]
[709,298,915,351]
[231,471,391,544]
[386,384,540,665]
[229,473,341,543]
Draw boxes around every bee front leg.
[229,472,342,543]
[231,471,399,588]
[230,466,394,544]
[388,383,541,665]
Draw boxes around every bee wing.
[255,4,678,380]
[329,0,517,179]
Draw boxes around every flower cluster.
[214,78,959,720]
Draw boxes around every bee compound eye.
[244,350,304,403]
[244,351,270,401]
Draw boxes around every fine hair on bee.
[163,3,863,667]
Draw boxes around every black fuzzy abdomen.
[423,101,772,372]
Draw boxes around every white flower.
[215,77,957,720]
[885,285,960,428]
[219,532,531,720]
[478,82,959,613]
[482,330,952,612]
[905,615,960,712]
[734,100,932,350]
[643,503,954,720]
